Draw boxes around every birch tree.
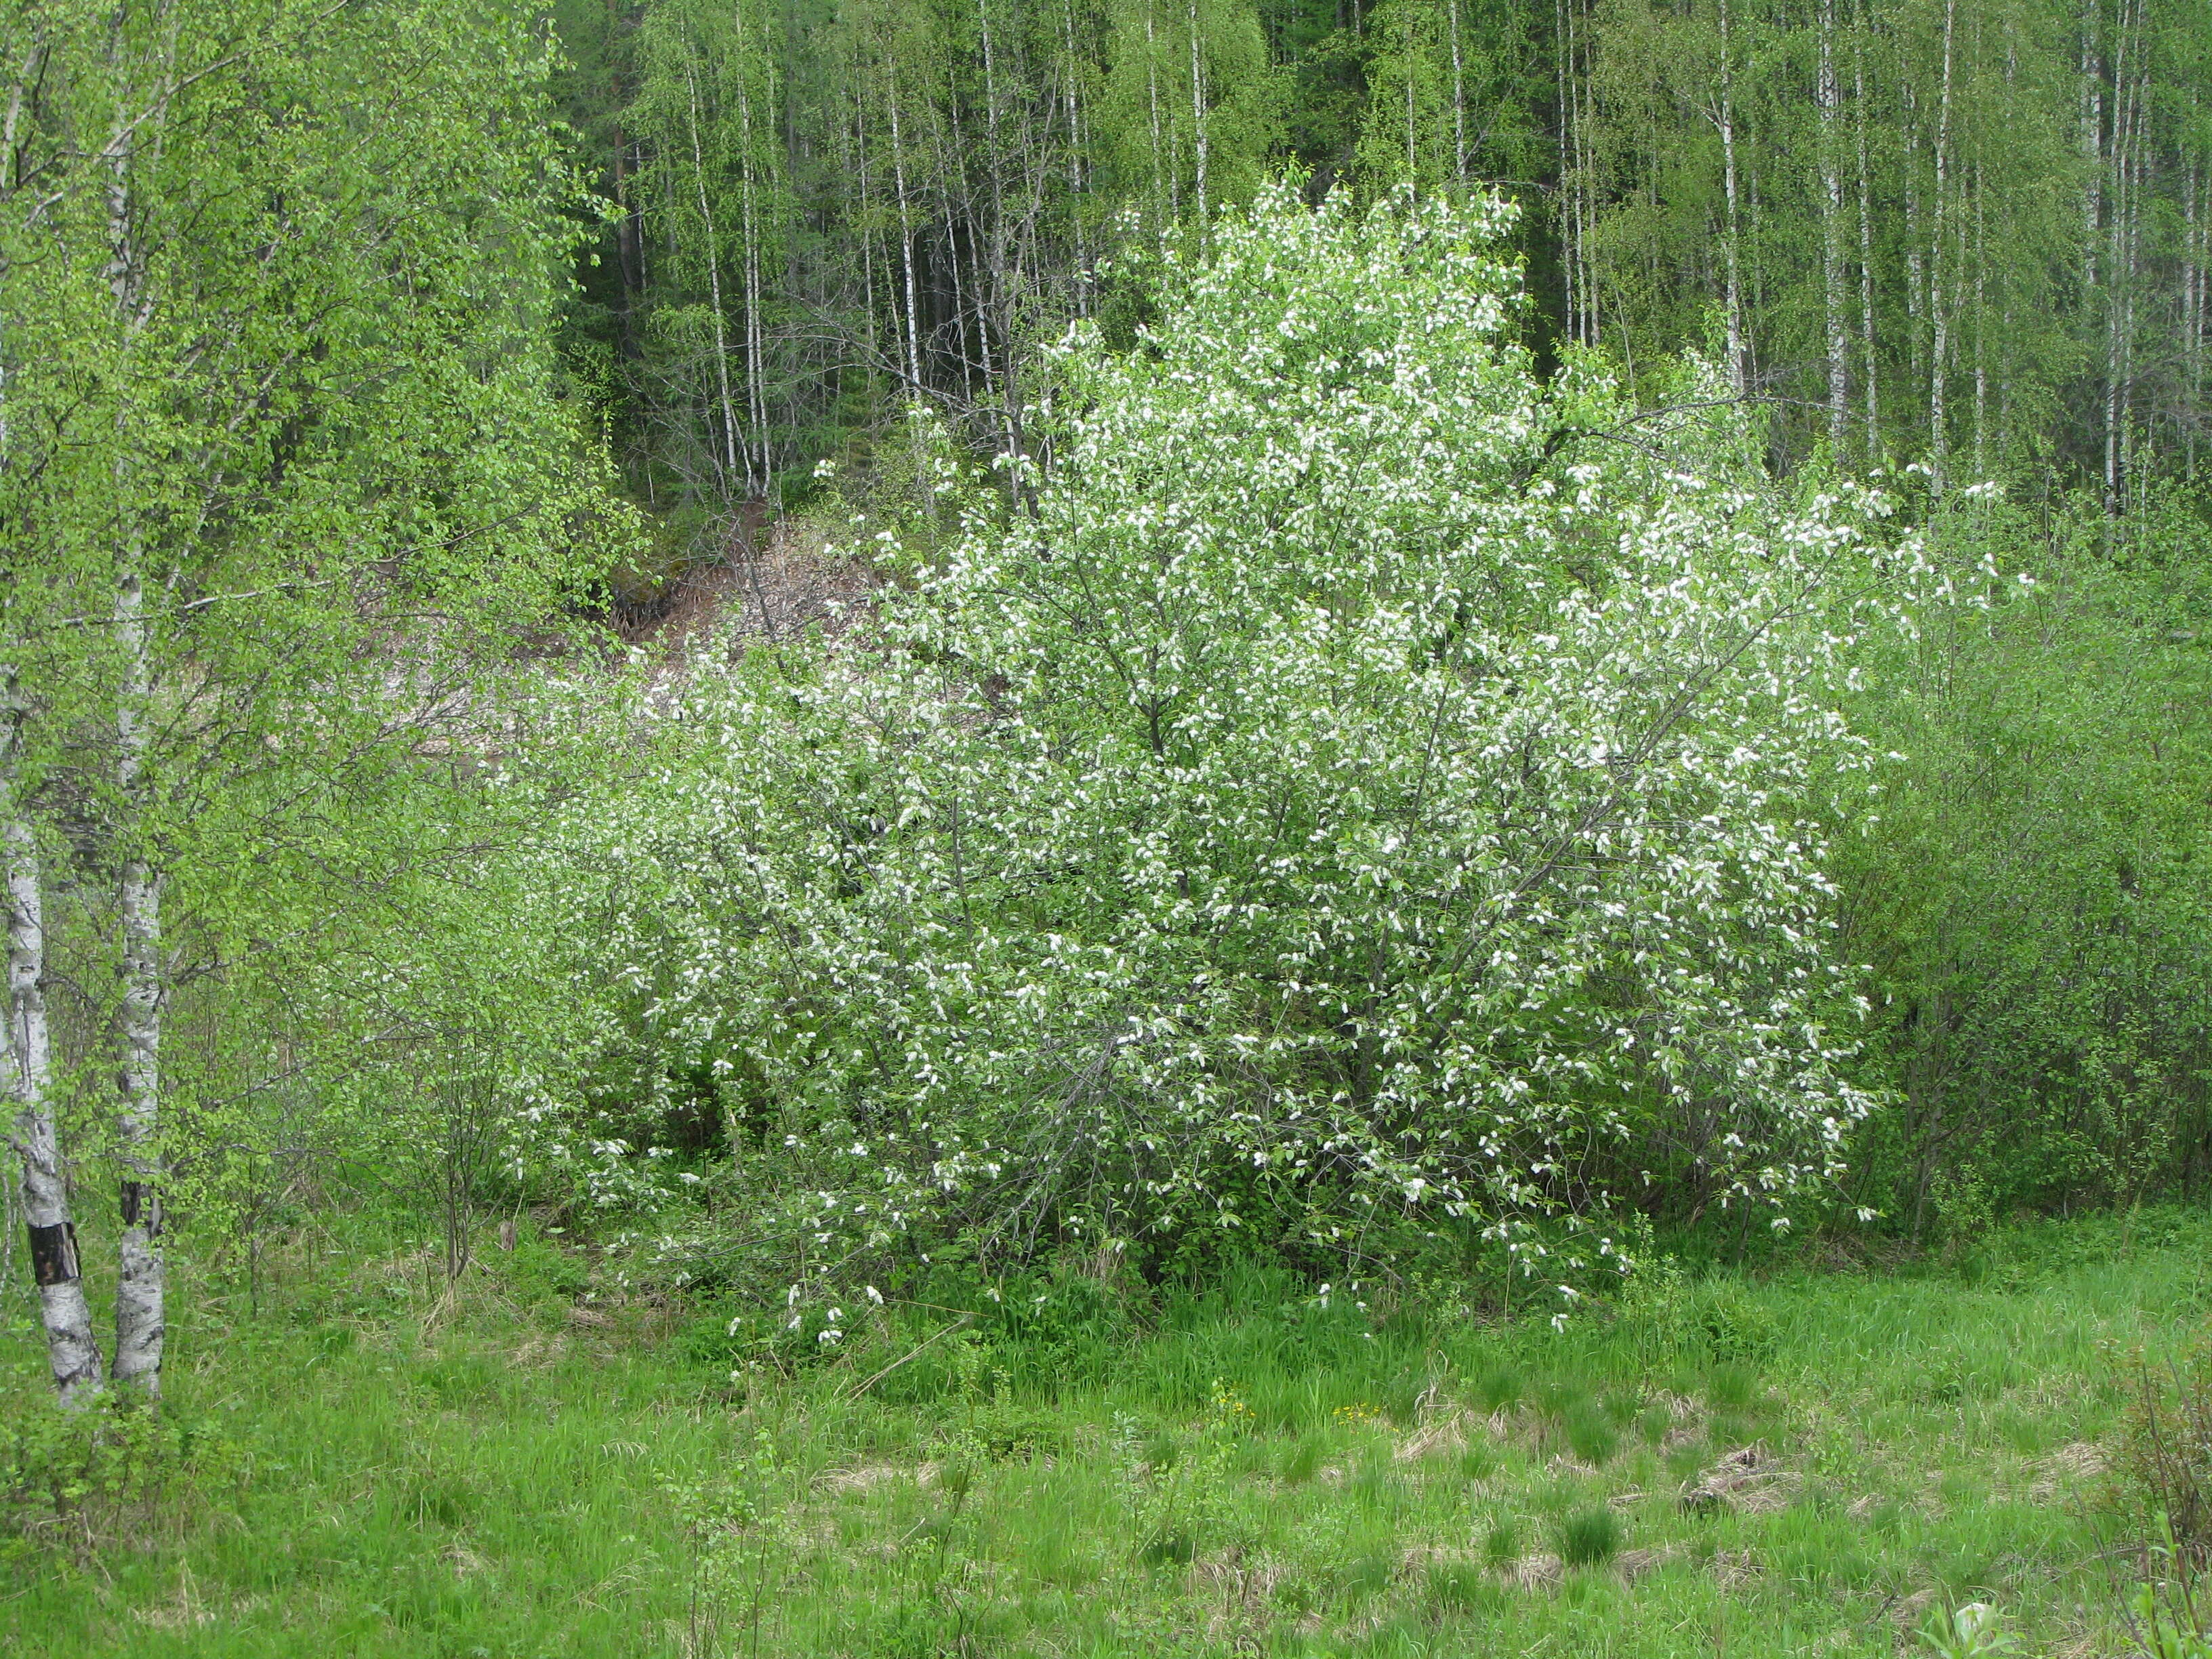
[0,0,622,1400]
[2,672,100,1401]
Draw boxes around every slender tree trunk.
[1927,0,1955,495]
[733,5,771,495]
[685,55,743,493]
[943,145,980,411]
[1448,0,1466,180]
[1904,81,1925,407]
[2102,0,2133,514]
[1555,0,1574,346]
[112,564,164,1396]
[1818,0,1848,451]
[2080,0,2103,291]
[1717,0,1744,394]
[943,161,978,409]
[1063,0,1088,306]
[2188,146,2204,474]
[979,0,1015,453]
[1145,5,1172,228]
[1575,0,1598,345]
[856,87,881,381]
[888,56,924,393]
[2114,3,2132,510]
[1972,165,1987,475]
[3,674,102,1404]
[105,94,163,1398]
[1853,1,1879,457]
[1187,0,1208,237]
[1404,6,1417,184]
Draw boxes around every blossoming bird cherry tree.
[590,184,1902,1290]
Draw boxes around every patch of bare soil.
[617,512,876,655]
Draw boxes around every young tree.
[1,0,620,1400]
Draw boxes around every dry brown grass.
[618,516,876,656]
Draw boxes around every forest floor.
[1,1210,2201,1658]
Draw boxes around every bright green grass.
[2,1211,2205,1656]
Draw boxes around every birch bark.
[1717,0,1745,394]
[684,54,743,493]
[1187,0,1207,237]
[1853,3,1879,457]
[112,562,165,1395]
[1928,0,1955,494]
[3,674,102,1403]
[106,60,165,1396]
[733,0,770,494]
[1818,0,1849,450]
[887,52,923,392]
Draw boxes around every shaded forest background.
[550,0,2209,520]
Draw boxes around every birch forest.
[560,0,2212,512]
[3,0,2212,1652]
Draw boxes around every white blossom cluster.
[571,184,1906,1269]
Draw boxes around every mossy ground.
[1,1211,2202,1656]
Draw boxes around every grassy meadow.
[1,1212,2201,1657]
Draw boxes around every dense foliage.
[1,0,2209,1414]
[579,188,1904,1291]
[556,0,2212,525]
[0,0,623,1397]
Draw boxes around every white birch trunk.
[111,565,165,1397]
[2115,0,2144,506]
[1555,0,1578,346]
[1853,3,1879,457]
[106,89,164,1397]
[1717,0,1745,395]
[1972,169,1987,474]
[1147,6,1176,226]
[1448,0,1466,180]
[733,1,770,495]
[979,0,1016,453]
[1187,0,1208,237]
[1904,83,1925,401]
[684,56,743,495]
[1574,4,1597,345]
[2080,0,2102,289]
[2187,148,2203,474]
[887,56,923,393]
[1406,18,1417,185]
[1063,0,1088,304]
[3,675,102,1403]
[2102,0,2132,512]
[1928,0,1955,494]
[1818,0,1848,451]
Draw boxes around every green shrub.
[2117,1342,2212,1560]
[0,1393,230,1553]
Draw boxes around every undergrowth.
[1,1209,2207,1656]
